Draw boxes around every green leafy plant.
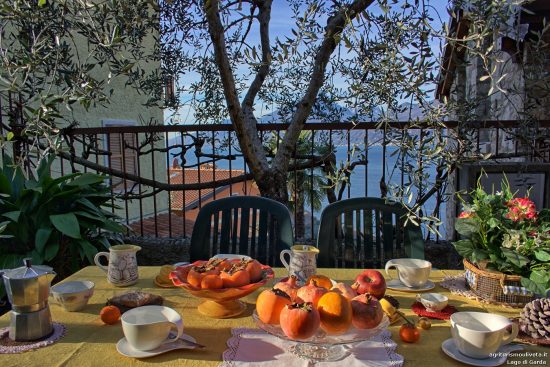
[453,178,550,296]
[0,154,125,297]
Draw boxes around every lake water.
[167,136,446,237]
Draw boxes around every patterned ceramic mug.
[280,244,319,284]
[94,244,141,287]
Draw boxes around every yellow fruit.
[379,298,397,317]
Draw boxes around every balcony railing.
[1,115,549,242]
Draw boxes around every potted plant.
[453,178,550,306]
[0,154,125,299]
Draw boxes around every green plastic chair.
[190,196,294,266]
[316,197,425,268]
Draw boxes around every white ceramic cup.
[450,312,518,359]
[384,258,431,288]
[121,305,184,351]
[416,293,448,312]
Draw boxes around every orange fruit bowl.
[169,260,274,318]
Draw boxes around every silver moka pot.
[1,258,56,341]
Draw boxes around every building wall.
[0,8,168,226]
[444,29,550,239]
[56,27,168,225]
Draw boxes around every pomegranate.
[296,280,328,308]
[350,293,384,329]
[274,275,300,300]
[331,282,357,301]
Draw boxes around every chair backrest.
[316,197,425,268]
[190,196,294,266]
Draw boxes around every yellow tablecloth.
[0,267,547,366]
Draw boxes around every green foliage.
[2,0,550,249]
[453,177,550,296]
[0,0,161,138]
[0,155,125,298]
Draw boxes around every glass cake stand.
[253,311,390,362]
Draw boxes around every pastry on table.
[155,265,176,287]
[107,292,164,313]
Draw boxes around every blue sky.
[167,0,450,124]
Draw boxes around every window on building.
[103,120,138,192]
[164,75,176,105]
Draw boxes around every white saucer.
[116,334,198,358]
[386,279,435,292]
[441,338,524,367]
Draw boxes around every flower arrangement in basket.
[453,178,550,306]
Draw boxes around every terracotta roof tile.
[169,167,247,210]
[129,212,194,237]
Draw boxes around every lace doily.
[220,327,404,367]
[439,274,486,302]
[0,322,66,354]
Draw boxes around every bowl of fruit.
[253,272,391,362]
[170,256,274,318]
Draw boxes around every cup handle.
[94,252,110,273]
[384,260,397,280]
[280,250,292,271]
[163,318,184,344]
[502,322,519,345]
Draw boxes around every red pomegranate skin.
[351,293,384,329]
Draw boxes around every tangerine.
[317,291,352,334]
[100,305,121,325]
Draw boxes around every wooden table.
[0,267,547,366]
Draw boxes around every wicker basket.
[463,259,534,308]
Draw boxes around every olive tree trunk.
[203,0,374,205]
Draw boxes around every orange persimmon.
[220,268,250,288]
[187,265,219,288]
[201,274,223,289]
[256,288,292,324]
[279,302,320,340]
[244,259,263,283]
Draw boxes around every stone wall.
[130,236,190,266]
